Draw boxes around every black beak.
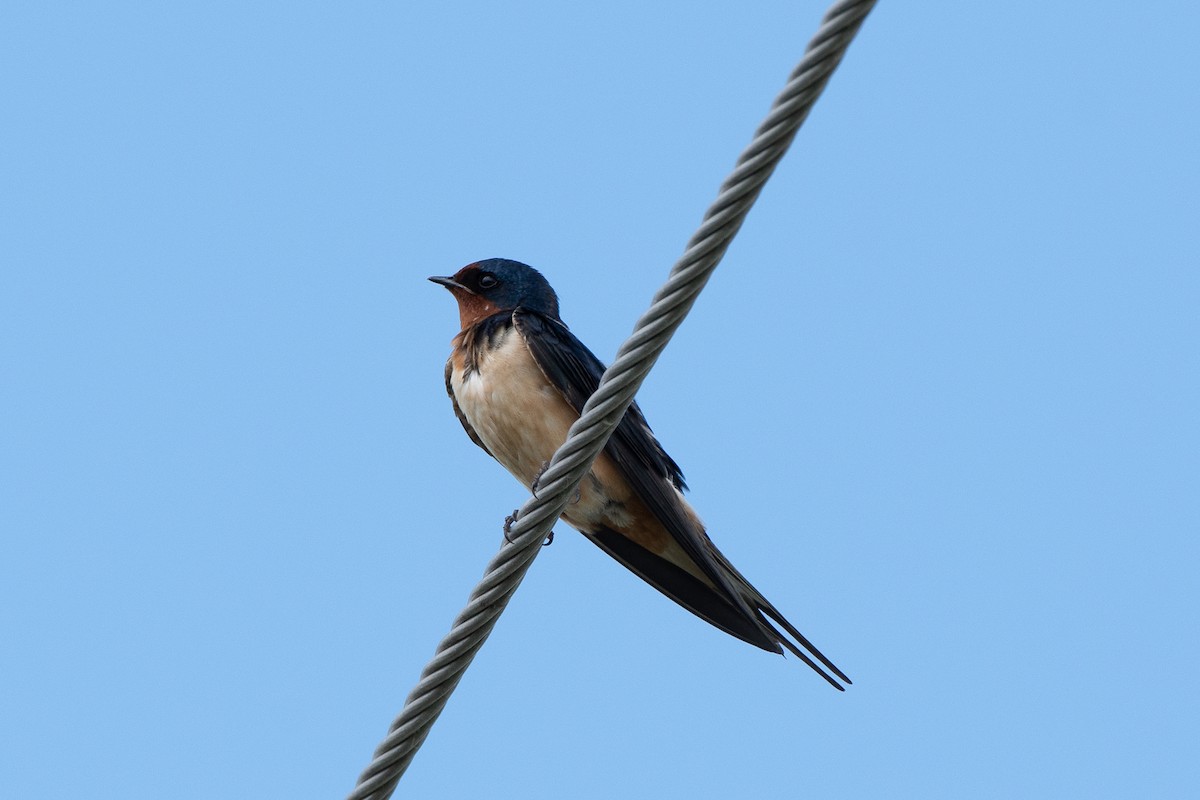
[428,275,472,293]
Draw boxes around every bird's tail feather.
[588,525,849,690]
[588,526,777,650]
[710,546,851,691]
[755,602,850,691]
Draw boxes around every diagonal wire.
[348,1,876,797]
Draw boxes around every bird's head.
[429,258,560,329]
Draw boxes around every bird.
[430,258,850,690]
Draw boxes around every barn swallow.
[430,258,850,690]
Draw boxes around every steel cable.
[348,2,876,796]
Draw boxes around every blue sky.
[3,2,1198,797]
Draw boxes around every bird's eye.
[477,273,498,289]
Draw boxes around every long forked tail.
[588,525,850,690]
[755,600,851,691]
[713,544,851,690]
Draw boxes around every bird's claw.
[530,461,551,497]
[503,509,554,547]
[531,462,583,507]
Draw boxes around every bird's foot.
[503,509,520,544]
[503,509,554,547]
[530,462,583,506]
[529,461,551,497]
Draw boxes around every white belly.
[452,327,578,486]
[450,326,635,530]
[451,325,708,575]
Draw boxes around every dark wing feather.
[511,310,755,613]
[512,310,686,491]
[512,309,850,690]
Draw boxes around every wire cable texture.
[348,2,876,796]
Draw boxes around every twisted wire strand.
[349,2,876,796]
